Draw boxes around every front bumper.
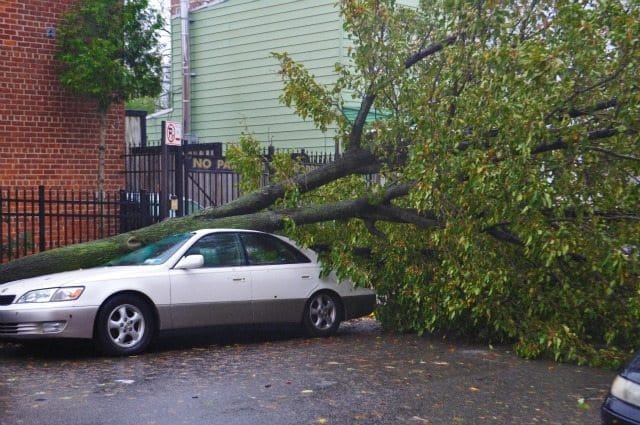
[0,305,97,340]
[602,395,640,425]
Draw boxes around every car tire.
[303,291,342,337]
[95,294,155,356]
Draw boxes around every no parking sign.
[164,121,182,146]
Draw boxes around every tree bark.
[97,111,107,195]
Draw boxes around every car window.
[239,233,311,265]
[107,233,193,266]
[186,233,244,268]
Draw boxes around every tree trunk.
[0,144,384,284]
[0,182,432,284]
[0,214,266,284]
[97,111,107,195]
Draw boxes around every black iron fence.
[261,146,340,165]
[124,143,238,218]
[0,187,158,263]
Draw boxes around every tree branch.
[363,219,388,239]
[404,34,460,68]
[531,127,624,155]
[568,98,618,118]
[347,34,459,152]
[349,92,377,150]
[198,148,381,219]
[360,204,443,229]
[530,139,568,155]
[483,224,524,246]
[585,146,640,162]
[348,35,458,150]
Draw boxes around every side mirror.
[174,254,204,270]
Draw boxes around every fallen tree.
[2,0,639,367]
[0,178,420,281]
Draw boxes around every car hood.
[621,352,640,384]
[0,266,166,297]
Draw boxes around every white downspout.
[180,0,191,138]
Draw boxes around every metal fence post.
[140,190,152,227]
[118,190,128,233]
[175,145,184,217]
[38,185,46,253]
[0,188,3,262]
[160,121,169,220]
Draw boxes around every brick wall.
[0,0,124,192]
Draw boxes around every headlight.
[611,375,640,407]
[51,287,85,302]
[16,287,85,303]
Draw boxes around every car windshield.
[107,233,193,266]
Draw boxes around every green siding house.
[148,0,416,153]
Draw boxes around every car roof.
[192,228,265,236]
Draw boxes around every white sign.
[165,121,182,146]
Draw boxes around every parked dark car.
[602,352,640,425]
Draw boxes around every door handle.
[301,275,311,279]
[232,277,245,282]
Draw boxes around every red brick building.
[0,0,124,192]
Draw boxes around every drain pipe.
[180,0,191,138]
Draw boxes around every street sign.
[165,121,182,146]
[185,154,225,172]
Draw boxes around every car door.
[238,232,319,323]
[169,232,252,328]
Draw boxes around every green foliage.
[269,0,640,367]
[225,134,307,205]
[56,0,164,112]
[225,134,264,195]
[126,96,157,113]
[272,52,347,134]
[1,231,33,260]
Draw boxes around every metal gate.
[180,143,240,217]
[124,142,240,220]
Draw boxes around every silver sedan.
[0,229,376,355]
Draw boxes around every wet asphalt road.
[0,318,613,425]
